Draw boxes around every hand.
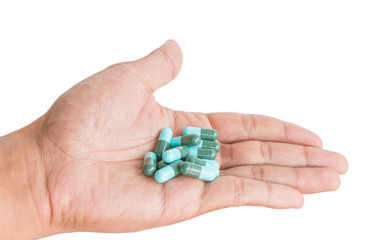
[0,40,348,238]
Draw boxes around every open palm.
[37,40,348,233]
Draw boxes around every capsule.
[183,127,218,141]
[155,160,183,183]
[156,160,167,170]
[142,152,157,176]
[193,140,221,152]
[170,134,201,147]
[162,146,190,163]
[185,156,220,177]
[180,162,216,181]
[204,159,220,169]
[188,148,216,160]
[154,128,173,159]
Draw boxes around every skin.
[0,40,348,240]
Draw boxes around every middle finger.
[218,141,348,173]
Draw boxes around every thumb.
[110,39,183,92]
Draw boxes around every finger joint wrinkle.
[196,184,208,215]
[232,177,245,206]
[251,165,265,182]
[154,48,176,79]
[294,168,301,189]
[206,114,217,130]
[265,182,273,205]
[303,146,310,167]
[241,115,251,141]
[159,183,167,219]
[282,121,288,141]
[170,110,180,130]
[260,142,273,163]
[220,143,232,169]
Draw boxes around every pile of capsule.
[142,127,221,183]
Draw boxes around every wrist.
[0,118,53,239]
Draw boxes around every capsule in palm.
[180,162,216,181]
[162,146,190,163]
[185,156,220,177]
[193,140,221,152]
[156,160,167,170]
[170,134,201,147]
[183,127,218,141]
[143,152,157,176]
[188,148,216,160]
[154,128,173,159]
[155,160,183,183]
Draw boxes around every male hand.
[0,40,348,239]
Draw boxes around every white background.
[1,1,390,239]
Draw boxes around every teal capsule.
[156,160,167,170]
[193,140,221,152]
[155,160,183,183]
[162,146,190,163]
[180,162,216,181]
[143,152,157,176]
[185,156,220,177]
[204,159,220,169]
[183,127,218,141]
[170,134,201,147]
[188,148,216,160]
[154,128,173,159]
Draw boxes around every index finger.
[207,112,322,147]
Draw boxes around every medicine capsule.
[143,152,157,176]
[154,128,173,159]
[170,134,201,147]
[162,146,190,163]
[155,160,183,183]
[193,140,221,152]
[183,127,218,141]
[185,156,220,177]
[180,162,216,181]
[204,159,220,170]
[156,160,167,170]
[188,148,216,160]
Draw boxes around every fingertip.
[331,171,341,191]
[159,39,183,77]
[331,152,349,174]
[310,132,323,148]
[303,129,323,148]
[164,39,180,49]
[272,184,304,209]
[293,188,305,209]
[319,168,341,192]
[338,153,349,174]
[296,193,305,209]
[285,122,323,148]
[162,39,181,54]
[298,168,342,193]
